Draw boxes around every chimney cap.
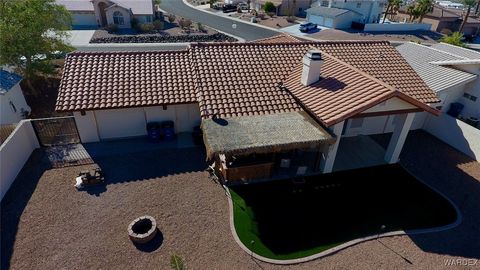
[306,50,322,61]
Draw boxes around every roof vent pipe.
[301,50,324,86]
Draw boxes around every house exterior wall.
[450,64,480,119]
[0,120,39,201]
[0,83,31,125]
[94,108,147,139]
[73,111,100,143]
[423,113,480,161]
[330,0,386,23]
[105,6,132,28]
[342,97,423,137]
[73,104,201,141]
[363,22,431,32]
[134,15,153,24]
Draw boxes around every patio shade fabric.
[202,111,333,159]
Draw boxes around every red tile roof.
[56,50,195,111]
[284,52,439,126]
[253,33,302,43]
[56,40,439,127]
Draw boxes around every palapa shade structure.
[202,111,334,160]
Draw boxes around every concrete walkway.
[333,135,387,172]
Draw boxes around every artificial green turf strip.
[230,189,342,260]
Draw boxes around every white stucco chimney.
[301,50,324,86]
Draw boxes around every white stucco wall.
[364,23,432,32]
[0,83,31,125]
[134,15,153,24]
[74,104,201,141]
[0,120,39,201]
[423,113,480,161]
[106,6,132,28]
[343,97,425,136]
[73,111,100,143]
[95,108,147,139]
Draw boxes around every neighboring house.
[0,69,30,125]
[397,42,480,121]
[306,0,386,28]
[397,5,480,35]
[56,0,155,29]
[56,34,440,182]
[252,0,313,17]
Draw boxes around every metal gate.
[31,116,81,147]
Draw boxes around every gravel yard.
[90,21,237,43]
[2,131,480,269]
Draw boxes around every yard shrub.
[131,17,139,29]
[105,23,119,33]
[139,23,155,32]
[257,12,266,19]
[170,254,186,270]
[178,18,192,30]
[440,32,465,47]
[153,19,164,30]
[197,22,206,32]
[167,14,176,23]
[263,1,275,13]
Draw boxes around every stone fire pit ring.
[128,215,158,244]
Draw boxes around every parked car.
[299,22,317,33]
[223,4,237,13]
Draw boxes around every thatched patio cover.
[202,111,333,159]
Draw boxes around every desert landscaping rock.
[90,32,237,43]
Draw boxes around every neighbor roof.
[431,42,480,60]
[202,111,333,159]
[56,50,195,111]
[111,0,153,15]
[0,69,22,94]
[396,42,477,93]
[56,0,94,12]
[56,0,153,14]
[253,34,302,43]
[306,6,352,18]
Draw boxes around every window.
[379,2,384,7]
[9,101,17,113]
[464,93,478,102]
[321,0,329,6]
[356,2,362,8]
[146,16,152,22]
[113,11,124,25]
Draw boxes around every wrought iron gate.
[31,116,81,147]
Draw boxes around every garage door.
[309,15,324,25]
[95,108,147,140]
[73,13,97,26]
[324,18,334,28]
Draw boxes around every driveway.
[160,0,278,41]
[281,24,330,37]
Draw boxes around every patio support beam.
[321,121,344,173]
[384,113,415,164]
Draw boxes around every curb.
[223,174,462,265]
